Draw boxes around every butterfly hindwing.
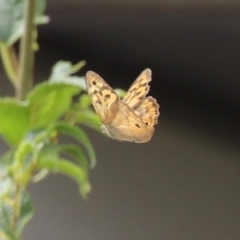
[134,96,160,129]
[110,101,150,143]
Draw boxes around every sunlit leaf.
[0,98,29,147]
[115,88,126,98]
[78,93,92,109]
[27,82,80,127]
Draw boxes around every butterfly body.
[85,69,159,143]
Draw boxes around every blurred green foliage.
[0,1,102,239]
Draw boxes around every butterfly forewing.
[123,68,151,109]
[85,71,119,123]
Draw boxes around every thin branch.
[16,0,35,100]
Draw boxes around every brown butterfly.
[85,69,160,143]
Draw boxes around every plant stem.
[16,0,35,100]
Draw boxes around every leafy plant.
[0,1,101,239]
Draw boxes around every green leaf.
[35,0,47,16]
[8,16,49,46]
[49,61,86,89]
[115,88,126,98]
[0,172,19,240]
[70,96,101,131]
[37,157,91,198]
[0,98,29,147]
[16,190,33,235]
[54,123,96,168]
[78,93,92,109]
[23,126,49,143]
[0,172,33,239]
[0,0,13,42]
[73,108,101,132]
[0,150,14,164]
[0,0,49,45]
[27,82,80,127]
[41,144,88,171]
[0,207,19,240]
[11,140,34,176]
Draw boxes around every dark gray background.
[0,1,240,240]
